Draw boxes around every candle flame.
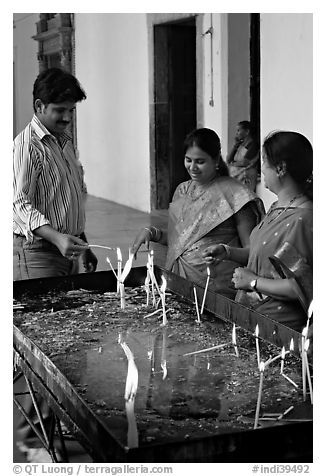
[307,300,313,318]
[161,276,167,293]
[302,326,308,338]
[255,324,259,337]
[304,339,310,352]
[232,323,236,345]
[207,267,211,276]
[281,346,285,358]
[120,253,134,283]
[259,361,265,372]
[290,338,294,351]
[117,247,122,261]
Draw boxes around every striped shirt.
[13,115,87,242]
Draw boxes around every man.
[226,120,260,191]
[13,68,97,462]
[13,67,97,279]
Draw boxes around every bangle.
[144,226,162,243]
[222,244,231,258]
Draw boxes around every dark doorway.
[154,19,197,209]
[250,14,260,152]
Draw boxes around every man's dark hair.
[33,68,86,111]
[238,120,252,133]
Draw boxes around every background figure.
[226,120,260,191]
[13,67,97,281]
[204,130,313,331]
[131,128,264,299]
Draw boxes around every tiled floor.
[13,195,169,463]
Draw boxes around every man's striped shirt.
[13,115,87,242]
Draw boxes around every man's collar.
[31,114,72,142]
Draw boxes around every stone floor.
[13,195,169,463]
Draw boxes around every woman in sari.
[203,131,313,330]
[131,128,264,298]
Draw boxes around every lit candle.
[193,286,201,323]
[254,361,265,429]
[301,326,308,401]
[200,267,211,315]
[106,256,118,279]
[117,247,122,293]
[144,273,150,307]
[160,276,167,325]
[255,324,260,368]
[232,323,239,358]
[280,346,286,374]
[290,338,294,352]
[304,339,313,404]
[120,252,134,284]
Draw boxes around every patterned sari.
[165,176,264,298]
[236,204,313,330]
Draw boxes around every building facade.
[13,12,313,212]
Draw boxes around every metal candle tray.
[13,266,312,463]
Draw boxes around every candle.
[255,324,260,368]
[301,326,308,401]
[281,372,299,388]
[280,346,286,374]
[304,339,313,404]
[193,286,201,323]
[276,405,294,421]
[120,252,134,284]
[290,338,294,352]
[120,283,126,309]
[200,267,211,315]
[160,276,167,325]
[144,274,150,306]
[106,256,118,279]
[254,361,265,429]
[265,350,290,367]
[232,323,239,358]
[183,342,229,357]
[117,247,122,293]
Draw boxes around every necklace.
[258,193,304,229]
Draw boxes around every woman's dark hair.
[33,67,86,111]
[183,128,229,177]
[263,131,313,200]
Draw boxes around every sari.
[165,176,264,298]
[236,203,313,330]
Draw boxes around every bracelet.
[221,244,231,258]
[144,226,162,243]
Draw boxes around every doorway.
[154,18,197,209]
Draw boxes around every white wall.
[75,13,151,212]
[13,13,39,136]
[259,13,313,208]
[201,13,228,159]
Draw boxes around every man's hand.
[52,233,89,259]
[81,248,98,272]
